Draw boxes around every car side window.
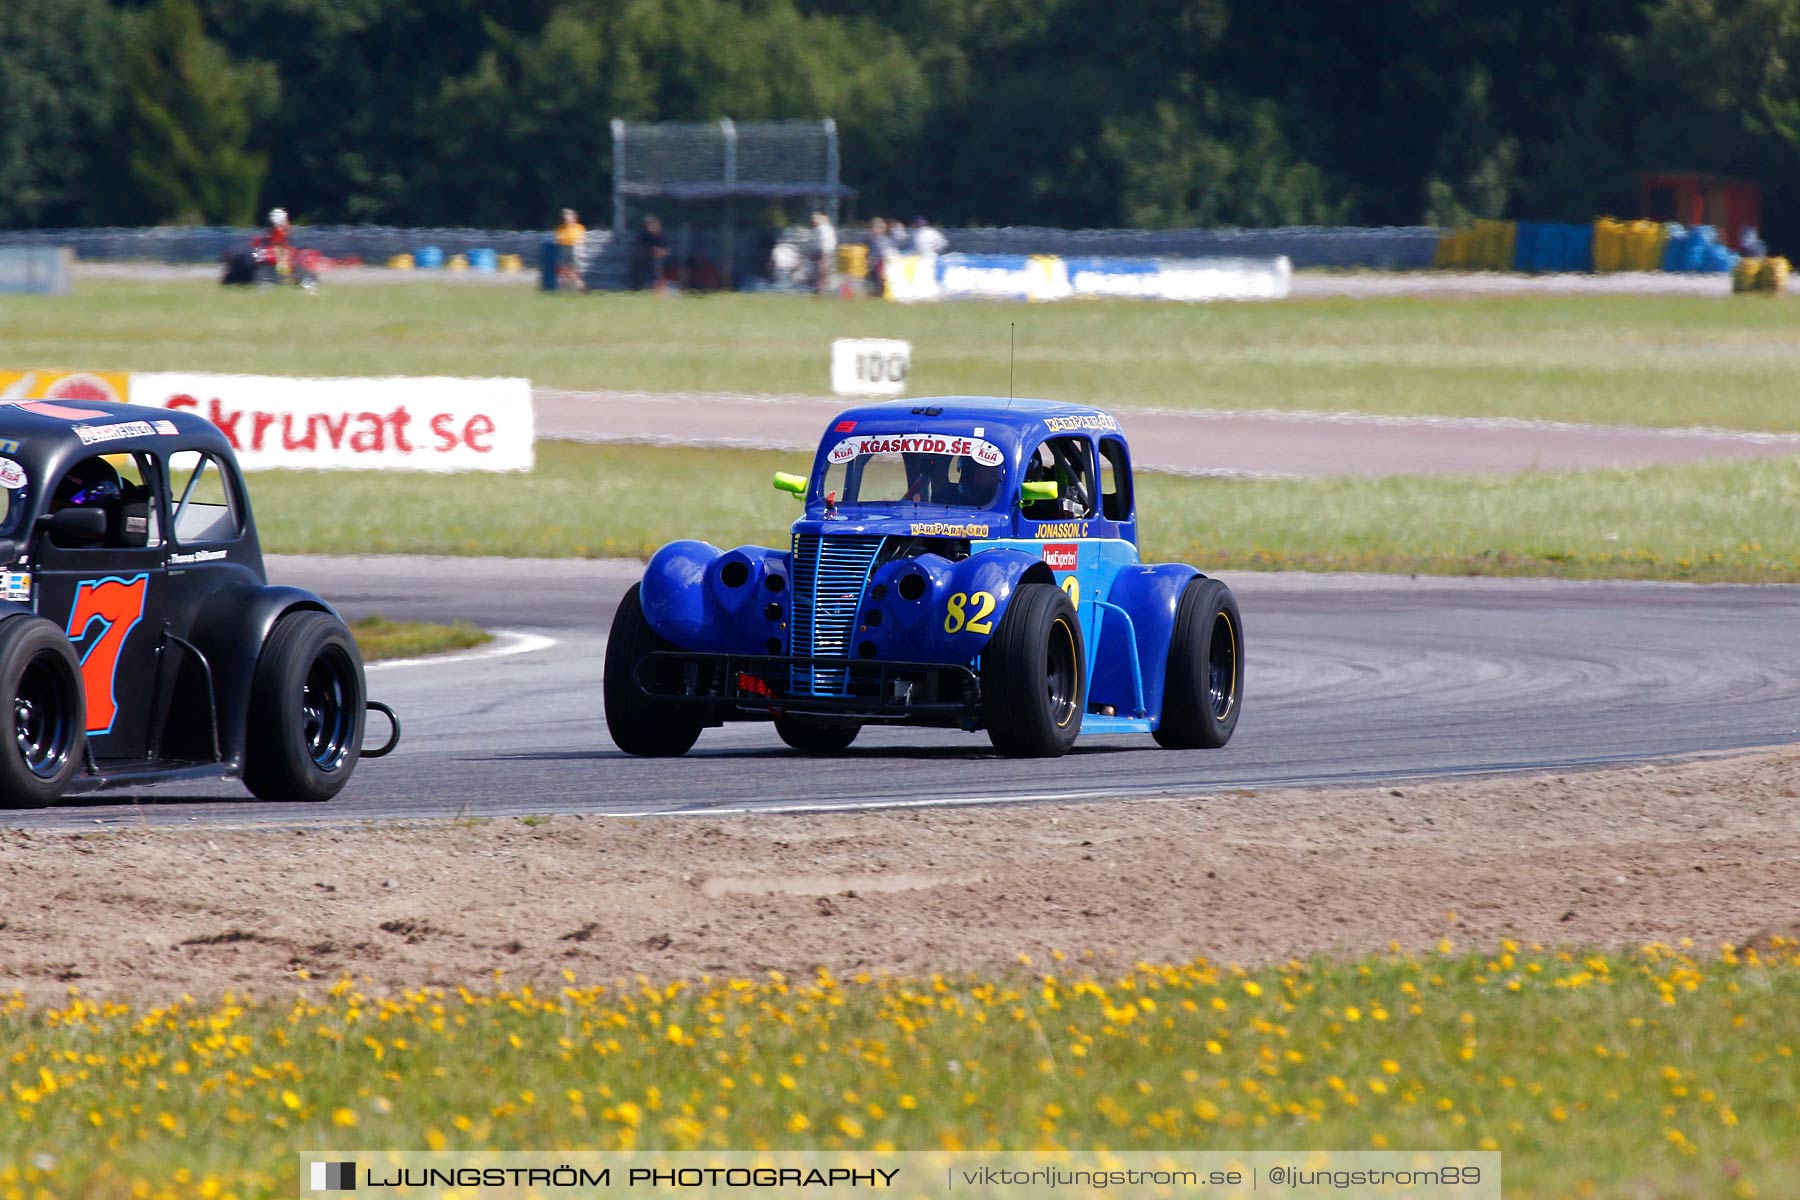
[167,450,243,544]
[1098,437,1133,522]
[47,452,159,550]
[1021,436,1095,521]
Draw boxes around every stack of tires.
[1731,257,1790,294]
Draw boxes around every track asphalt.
[8,556,1796,830]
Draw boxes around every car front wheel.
[982,582,1085,757]
[245,610,366,802]
[0,616,85,808]
[604,583,703,757]
[1153,576,1243,749]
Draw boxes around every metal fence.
[0,225,558,266]
[945,225,1443,270]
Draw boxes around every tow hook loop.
[363,701,401,758]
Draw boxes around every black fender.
[186,571,341,768]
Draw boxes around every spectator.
[553,207,587,292]
[630,215,669,291]
[1742,226,1768,258]
[865,217,896,297]
[251,207,295,275]
[810,211,837,293]
[911,215,948,257]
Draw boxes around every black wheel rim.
[15,654,74,780]
[1046,616,1079,729]
[1207,610,1238,720]
[302,648,356,772]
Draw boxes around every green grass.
[7,279,1800,430]
[348,615,490,661]
[246,441,1800,583]
[3,943,1796,1198]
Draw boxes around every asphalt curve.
[7,555,1799,830]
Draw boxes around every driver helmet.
[54,458,122,509]
[268,207,289,229]
[955,458,1003,504]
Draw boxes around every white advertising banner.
[130,373,534,471]
[884,252,1292,303]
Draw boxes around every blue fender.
[640,540,793,654]
[1093,563,1200,720]
[855,548,1050,664]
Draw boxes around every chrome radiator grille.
[790,533,885,696]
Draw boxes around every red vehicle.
[220,208,319,291]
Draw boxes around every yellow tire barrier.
[1734,257,1790,294]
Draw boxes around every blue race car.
[604,397,1241,758]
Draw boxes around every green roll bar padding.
[1021,480,1058,503]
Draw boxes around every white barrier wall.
[884,252,1292,303]
[131,373,535,471]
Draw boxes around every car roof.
[825,396,1123,443]
[0,400,233,473]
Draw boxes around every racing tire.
[244,610,366,802]
[0,616,85,808]
[774,715,860,754]
[982,583,1085,758]
[1153,576,1243,749]
[604,583,703,757]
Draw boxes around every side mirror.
[44,507,107,546]
[772,472,807,499]
[1020,481,1058,504]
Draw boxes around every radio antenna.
[1008,323,1016,404]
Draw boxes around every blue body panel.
[637,397,1217,735]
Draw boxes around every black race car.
[0,398,397,808]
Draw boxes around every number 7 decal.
[66,574,149,735]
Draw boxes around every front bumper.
[635,651,981,724]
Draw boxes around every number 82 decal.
[943,591,995,635]
[945,580,1082,635]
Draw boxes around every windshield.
[820,434,1008,509]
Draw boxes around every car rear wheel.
[245,610,366,802]
[604,583,703,757]
[983,582,1084,757]
[0,616,85,808]
[774,715,860,754]
[1153,576,1243,749]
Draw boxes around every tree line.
[5,0,1799,242]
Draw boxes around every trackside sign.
[131,373,534,471]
